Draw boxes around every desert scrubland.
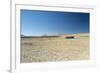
[20,33,89,63]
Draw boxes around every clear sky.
[21,9,89,36]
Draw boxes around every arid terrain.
[20,33,89,63]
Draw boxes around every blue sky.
[21,10,89,36]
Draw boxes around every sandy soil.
[20,33,89,63]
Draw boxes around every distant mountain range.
[21,33,89,38]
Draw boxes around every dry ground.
[20,33,89,63]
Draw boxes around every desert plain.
[20,33,89,63]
